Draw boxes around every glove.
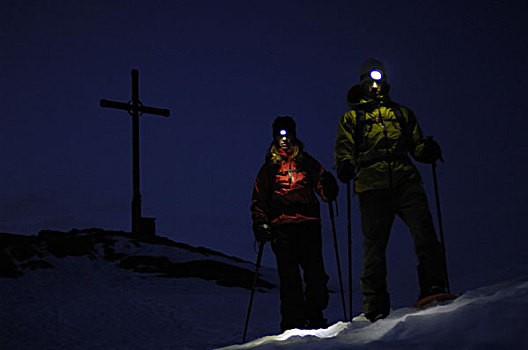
[252,219,273,242]
[336,162,355,183]
[320,171,339,201]
[419,138,442,164]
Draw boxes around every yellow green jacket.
[334,85,430,194]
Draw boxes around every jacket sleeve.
[403,107,429,161]
[306,154,333,203]
[250,163,272,223]
[334,110,357,168]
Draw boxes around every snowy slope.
[223,277,528,349]
[0,229,278,349]
[1,229,527,349]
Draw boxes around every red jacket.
[251,146,331,226]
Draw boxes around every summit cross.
[100,69,170,236]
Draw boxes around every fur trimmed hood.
[265,141,305,165]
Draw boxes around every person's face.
[276,130,291,150]
[362,79,383,98]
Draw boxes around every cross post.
[100,69,170,236]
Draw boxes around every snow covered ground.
[1,229,527,349]
[224,277,528,349]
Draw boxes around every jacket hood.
[346,84,392,109]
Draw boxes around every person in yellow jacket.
[334,58,447,322]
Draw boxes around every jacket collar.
[277,147,294,160]
[346,84,392,109]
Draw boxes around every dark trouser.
[271,221,329,331]
[358,181,446,319]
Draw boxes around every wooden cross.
[100,69,170,236]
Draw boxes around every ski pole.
[328,201,347,321]
[242,241,265,343]
[431,161,451,294]
[346,181,353,319]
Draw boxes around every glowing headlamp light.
[370,70,383,81]
[279,129,288,136]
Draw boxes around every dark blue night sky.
[1,1,527,308]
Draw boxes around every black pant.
[271,221,329,331]
[358,181,446,318]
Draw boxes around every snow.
[223,278,528,349]
[1,230,527,349]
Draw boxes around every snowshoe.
[413,292,457,308]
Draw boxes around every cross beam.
[99,69,170,236]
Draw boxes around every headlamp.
[370,70,383,81]
[279,129,288,136]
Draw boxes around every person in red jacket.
[251,116,339,332]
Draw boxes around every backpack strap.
[353,109,368,155]
[388,103,413,148]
